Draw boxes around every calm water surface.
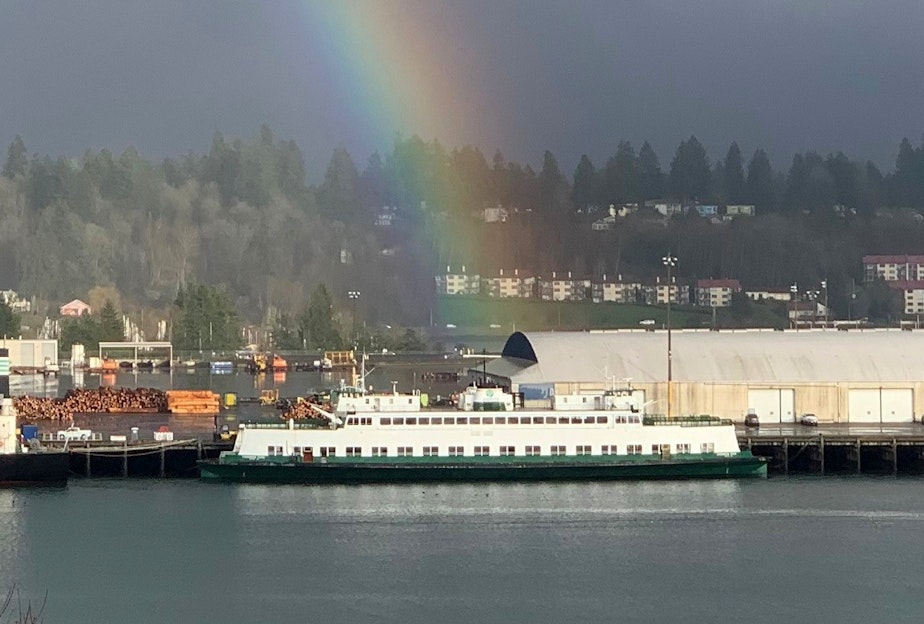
[2,478,924,623]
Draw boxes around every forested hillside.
[4,128,924,330]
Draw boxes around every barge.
[0,397,69,485]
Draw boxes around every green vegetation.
[3,127,924,336]
[435,295,788,331]
[0,300,19,337]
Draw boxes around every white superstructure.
[230,385,741,460]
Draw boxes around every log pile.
[166,390,220,415]
[280,397,333,421]
[13,387,168,421]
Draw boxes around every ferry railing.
[642,414,732,427]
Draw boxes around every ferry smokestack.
[0,348,9,397]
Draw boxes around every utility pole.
[662,253,677,420]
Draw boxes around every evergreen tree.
[637,141,664,200]
[0,300,19,337]
[746,149,775,212]
[723,142,746,204]
[669,136,711,203]
[302,284,342,349]
[571,155,598,211]
[2,135,28,179]
[98,300,124,341]
[538,150,570,218]
[318,148,361,219]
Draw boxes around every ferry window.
[347,417,357,426]
[393,418,405,425]
[558,416,570,424]
[267,446,275,456]
[629,415,640,424]
[494,417,505,424]
[700,443,714,453]
[615,416,627,424]
[431,417,442,425]
[449,446,464,456]
[364,398,370,404]
[469,417,481,425]
[419,417,430,425]
[275,446,283,455]
[601,445,616,455]
[482,417,494,425]
[545,416,556,424]
[407,398,413,405]
[398,447,413,457]
[293,447,301,455]
[444,417,455,425]
[346,447,362,457]
[372,447,388,457]
[525,445,540,456]
[551,445,566,456]
[677,444,691,454]
[423,446,439,456]
[500,446,515,456]
[456,417,468,425]
[406,418,417,425]
[576,445,591,455]
[474,446,489,456]
[651,445,661,455]
[571,417,583,424]
[508,417,519,424]
[627,444,642,455]
[595,416,607,424]
[380,418,391,425]
[321,447,335,457]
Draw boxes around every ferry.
[198,381,767,483]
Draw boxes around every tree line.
[3,128,924,334]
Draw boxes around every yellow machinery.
[259,388,279,405]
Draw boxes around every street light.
[662,253,677,420]
[820,279,828,326]
[348,290,361,346]
[807,290,819,328]
[790,283,798,330]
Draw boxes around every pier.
[44,439,232,478]
[740,424,924,475]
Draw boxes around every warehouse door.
[848,389,914,423]
[747,389,795,424]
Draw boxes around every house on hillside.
[60,299,91,317]
[696,279,742,308]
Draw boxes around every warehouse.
[482,329,924,424]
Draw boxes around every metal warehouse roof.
[487,329,924,384]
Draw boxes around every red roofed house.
[60,299,91,317]
[696,279,741,308]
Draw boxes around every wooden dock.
[49,439,232,478]
[741,431,924,475]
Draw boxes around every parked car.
[800,413,818,426]
[744,411,759,428]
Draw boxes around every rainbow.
[293,1,493,157]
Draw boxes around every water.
[3,478,924,623]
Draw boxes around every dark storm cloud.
[1,0,922,180]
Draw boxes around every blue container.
[21,424,39,440]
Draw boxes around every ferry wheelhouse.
[198,383,766,483]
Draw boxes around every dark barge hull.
[198,453,767,484]
[0,452,70,485]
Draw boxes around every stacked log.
[166,390,220,415]
[13,387,168,421]
[280,397,333,421]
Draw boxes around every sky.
[1,0,923,182]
